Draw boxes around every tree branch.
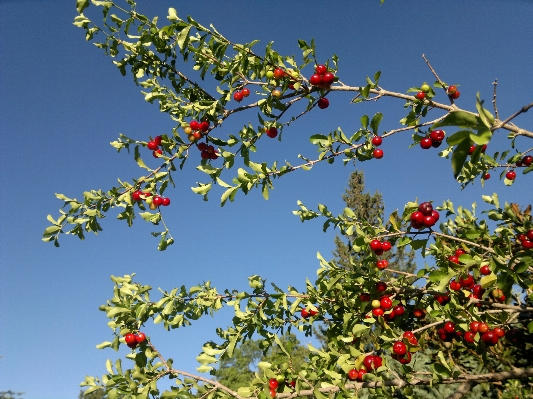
[444,381,475,399]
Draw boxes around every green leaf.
[76,0,89,13]
[167,8,179,21]
[480,273,497,288]
[470,129,492,145]
[370,112,383,134]
[177,26,192,51]
[433,363,451,378]
[309,134,328,145]
[446,130,471,146]
[528,321,533,334]
[96,341,113,349]
[43,225,61,236]
[432,111,481,129]
[360,115,369,129]
[475,92,495,128]
[451,137,472,178]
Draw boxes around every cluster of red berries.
[309,64,335,87]
[264,127,278,138]
[437,321,464,342]
[147,136,164,158]
[447,85,460,100]
[410,202,440,229]
[197,142,219,160]
[233,87,250,102]
[516,155,533,167]
[434,292,451,306]
[300,307,319,319]
[420,130,446,149]
[185,120,210,142]
[371,135,384,159]
[518,230,533,249]
[369,239,392,269]
[464,322,505,346]
[267,378,295,398]
[131,191,170,208]
[391,331,418,364]
[414,82,431,101]
[347,355,383,381]
[124,331,146,349]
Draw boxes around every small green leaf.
[370,112,383,134]
[451,137,472,178]
[76,0,89,13]
[432,111,481,129]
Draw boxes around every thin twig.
[422,54,448,95]
[492,79,499,119]
[496,101,533,130]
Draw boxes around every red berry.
[153,196,163,206]
[483,173,491,180]
[478,323,489,333]
[372,307,384,317]
[124,333,136,345]
[413,308,426,319]
[527,230,533,240]
[393,305,405,316]
[380,296,392,310]
[315,64,327,75]
[423,215,436,227]
[403,331,414,340]
[153,149,163,158]
[522,240,533,249]
[269,379,279,389]
[132,190,142,201]
[493,327,505,338]
[321,72,335,86]
[198,142,208,151]
[480,265,491,275]
[369,240,382,252]
[418,202,433,216]
[201,150,209,159]
[273,68,285,80]
[398,352,412,364]
[464,331,475,344]
[450,90,460,99]
[384,310,396,322]
[154,136,162,146]
[444,322,455,334]
[269,388,276,398]
[393,341,407,355]
[460,274,474,288]
[430,130,445,142]
[127,342,137,349]
[363,355,381,371]
[309,74,322,86]
[506,170,517,180]
[376,282,387,292]
[200,121,210,132]
[415,92,426,100]
[242,88,250,97]
[266,127,278,138]
[448,255,460,265]
[317,98,329,109]
[523,155,533,166]
[147,141,158,150]
[135,332,146,343]
[481,331,498,346]
[373,149,384,159]
[189,120,200,130]
[410,211,424,224]
[359,293,371,302]
[233,91,244,102]
[420,137,433,149]
[372,136,383,146]
[447,85,457,95]
[358,369,367,380]
[162,197,170,206]
[301,309,310,319]
[347,369,358,381]
[381,241,391,251]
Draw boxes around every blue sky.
[0,1,532,398]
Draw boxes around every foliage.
[0,392,24,399]
[46,1,533,399]
[214,333,309,392]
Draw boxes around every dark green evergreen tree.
[332,170,416,275]
[214,333,308,391]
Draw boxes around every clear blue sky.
[0,1,532,398]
